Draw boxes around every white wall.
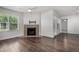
[40,10,61,38]
[0,7,24,40]
[40,10,54,38]
[61,14,79,34]
[53,16,61,35]
[24,13,41,25]
[61,19,68,33]
[67,14,79,34]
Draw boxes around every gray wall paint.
[53,16,61,35]
[0,8,24,40]
[40,10,54,38]
[23,13,41,25]
[40,10,61,38]
[68,14,79,34]
[61,14,79,34]
[61,19,68,33]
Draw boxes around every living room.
[0,6,79,52]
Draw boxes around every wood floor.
[0,33,79,52]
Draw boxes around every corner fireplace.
[27,28,36,36]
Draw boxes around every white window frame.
[0,16,19,32]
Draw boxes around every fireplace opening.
[27,28,36,36]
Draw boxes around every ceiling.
[2,6,79,17]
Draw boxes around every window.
[0,15,18,32]
[9,16,17,30]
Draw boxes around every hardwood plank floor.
[0,33,79,52]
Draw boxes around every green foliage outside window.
[0,15,18,32]
[9,16,17,30]
[0,16,8,23]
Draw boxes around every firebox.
[27,28,36,36]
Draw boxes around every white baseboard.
[62,32,79,35]
[0,34,23,40]
[40,34,54,38]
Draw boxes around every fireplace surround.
[24,25,39,37]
